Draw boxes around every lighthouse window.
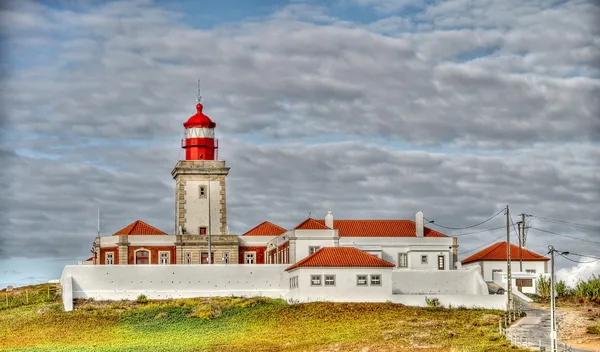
[199,185,206,198]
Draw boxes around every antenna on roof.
[97,207,100,237]
[308,211,311,219]
[196,79,203,104]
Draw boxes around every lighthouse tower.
[172,87,230,244]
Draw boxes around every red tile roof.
[286,247,396,271]
[461,242,550,265]
[293,218,446,237]
[294,218,330,230]
[242,221,287,236]
[112,220,167,236]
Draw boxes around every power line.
[530,215,600,233]
[557,252,600,264]
[425,208,505,230]
[510,216,520,239]
[529,227,600,246]
[569,252,600,260]
[453,226,505,237]
[458,233,506,256]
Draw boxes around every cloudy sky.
[0,0,599,288]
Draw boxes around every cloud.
[556,260,600,287]
[0,0,599,278]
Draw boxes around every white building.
[259,211,457,270]
[460,241,549,294]
[285,247,395,302]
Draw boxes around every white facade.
[288,229,338,261]
[339,237,454,270]
[286,267,392,302]
[462,260,547,282]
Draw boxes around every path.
[506,305,597,352]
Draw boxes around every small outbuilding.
[461,241,549,294]
[284,247,396,302]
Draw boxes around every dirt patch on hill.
[558,305,600,350]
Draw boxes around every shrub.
[587,321,600,335]
[574,275,600,303]
[555,280,572,297]
[136,294,148,304]
[537,275,551,299]
[425,297,440,308]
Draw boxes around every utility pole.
[518,221,523,273]
[547,246,569,352]
[548,245,557,352]
[506,205,513,313]
[519,213,526,272]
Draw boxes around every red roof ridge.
[294,218,330,230]
[461,241,549,264]
[293,219,446,238]
[285,247,396,271]
[241,221,287,236]
[112,220,168,236]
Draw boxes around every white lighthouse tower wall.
[183,179,223,235]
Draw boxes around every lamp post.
[547,245,569,352]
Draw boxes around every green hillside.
[0,286,527,352]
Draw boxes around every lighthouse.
[182,102,218,160]
[171,84,232,264]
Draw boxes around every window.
[421,255,428,264]
[199,185,206,198]
[245,252,255,264]
[290,276,299,289]
[526,269,536,274]
[199,227,207,235]
[159,252,169,265]
[185,252,192,264]
[310,274,322,286]
[491,269,502,279]
[437,255,445,270]
[309,246,320,255]
[201,252,214,264]
[135,250,150,265]
[357,275,368,286]
[516,279,533,287]
[106,252,114,265]
[223,252,229,264]
[324,275,336,286]
[398,253,408,268]
[370,274,381,286]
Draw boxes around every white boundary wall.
[60,264,505,311]
[60,264,289,311]
[389,294,506,310]
[392,267,488,295]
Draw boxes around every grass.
[588,321,600,335]
[0,287,530,352]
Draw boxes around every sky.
[0,0,599,288]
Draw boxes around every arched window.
[136,250,150,264]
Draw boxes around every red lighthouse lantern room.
[182,102,218,160]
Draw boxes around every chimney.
[416,211,424,237]
[325,211,334,229]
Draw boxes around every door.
[135,250,150,265]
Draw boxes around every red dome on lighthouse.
[183,103,216,129]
